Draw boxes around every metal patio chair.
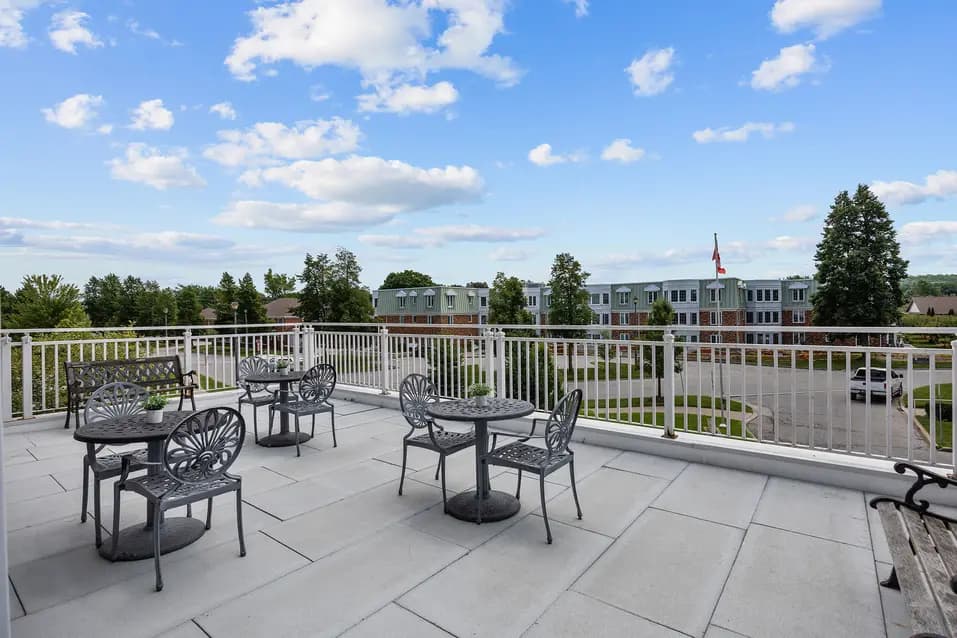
[397,374,476,512]
[269,363,337,457]
[80,382,151,547]
[111,407,246,591]
[236,356,273,442]
[483,389,584,543]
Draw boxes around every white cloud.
[871,170,957,206]
[108,143,205,190]
[96,123,113,135]
[489,246,529,261]
[245,156,483,209]
[126,19,182,46]
[41,93,103,129]
[626,47,675,96]
[601,138,646,163]
[203,118,361,167]
[360,224,544,249]
[899,221,957,246]
[225,0,520,113]
[528,143,585,166]
[214,200,396,232]
[771,0,881,39]
[357,81,458,114]
[594,236,813,269]
[692,121,795,144]
[309,84,331,102]
[751,43,820,91]
[563,0,588,18]
[0,216,104,231]
[130,99,174,130]
[775,204,818,223]
[1,0,45,48]
[48,10,101,54]
[209,102,237,120]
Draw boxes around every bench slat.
[899,505,957,635]
[876,502,948,635]
[924,516,957,631]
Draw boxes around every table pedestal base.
[100,517,206,561]
[446,490,521,523]
[257,432,311,447]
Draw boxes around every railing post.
[20,335,32,420]
[182,329,193,373]
[663,332,676,439]
[291,326,301,368]
[307,326,317,366]
[496,329,506,398]
[0,335,12,421]
[484,328,495,388]
[379,327,390,394]
[951,338,957,473]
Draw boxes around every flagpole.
[714,233,727,430]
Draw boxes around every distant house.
[200,307,217,325]
[907,296,957,316]
[266,297,301,324]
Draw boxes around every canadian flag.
[712,234,727,275]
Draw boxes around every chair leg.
[330,410,337,448]
[178,394,184,410]
[440,454,448,514]
[268,407,276,437]
[294,416,301,457]
[205,497,213,530]
[434,457,442,481]
[569,460,582,520]
[110,483,122,560]
[515,468,522,499]
[236,487,246,558]
[540,475,552,544]
[398,443,408,496]
[186,504,192,518]
[80,457,90,523]
[153,501,164,592]
[93,478,103,548]
[190,392,196,411]
[252,406,259,444]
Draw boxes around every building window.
[747,289,754,302]
[590,293,600,305]
[710,311,719,324]
[425,295,434,308]
[480,315,488,324]
[794,332,806,344]
[448,315,454,325]
[690,289,697,303]
[480,296,487,307]
[690,312,698,325]
[791,289,806,302]
[772,289,780,302]
[746,334,754,344]
[410,296,416,306]
[398,297,406,309]
[746,311,754,324]
[618,291,630,305]
[646,291,658,304]
[602,293,610,304]
[468,296,474,308]
[373,297,378,308]
[544,294,551,307]
[670,290,679,303]
[602,313,610,325]
[678,312,687,325]
[793,310,806,323]
[427,315,433,324]
[526,295,537,307]
[679,290,687,303]
[618,312,628,324]
[446,294,455,309]
[756,289,764,302]
[709,289,722,303]
[772,311,780,323]
[689,335,698,343]
[710,334,720,343]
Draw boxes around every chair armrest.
[181,370,198,387]
[869,462,957,519]
[119,453,162,483]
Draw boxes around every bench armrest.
[181,370,198,387]
[870,462,957,519]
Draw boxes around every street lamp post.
[163,307,168,339]
[230,301,239,327]
[230,301,240,366]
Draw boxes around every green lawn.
[902,383,953,450]
[585,395,752,413]
[583,408,750,438]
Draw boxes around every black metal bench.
[63,356,197,428]
[870,462,957,638]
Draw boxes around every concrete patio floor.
[4,391,913,637]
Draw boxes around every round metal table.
[245,370,306,447]
[74,411,205,561]
[426,398,535,523]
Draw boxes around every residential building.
[374,285,489,335]
[265,297,301,324]
[907,295,957,316]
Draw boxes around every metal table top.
[73,411,193,445]
[426,398,534,422]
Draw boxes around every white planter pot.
[474,395,488,408]
[145,408,164,424]
[278,368,289,376]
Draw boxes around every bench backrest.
[65,356,186,401]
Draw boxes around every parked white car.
[849,367,903,400]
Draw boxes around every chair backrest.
[164,407,245,484]
[544,389,583,455]
[299,363,336,404]
[83,382,150,425]
[399,374,437,429]
[238,356,269,393]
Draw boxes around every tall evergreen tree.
[215,272,239,324]
[547,252,593,335]
[812,185,908,327]
[488,272,533,331]
[642,298,683,402]
[329,248,373,324]
[297,253,333,322]
[176,286,203,326]
[8,274,90,328]
[236,273,266,324]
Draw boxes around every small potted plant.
[468,383,493,407]
[143,395,167,424]
[276,358,290,376]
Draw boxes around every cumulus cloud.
[899,221,957,245]
[359,224,544,249]
[203,118,360,167]
[626,47,675,96]
[357,81,459,114]
[693,121,795,144]
[214,200,396,232]
[209,102,237,120]
[108,143,205,190]
[489,246,530,261]
[773,204,818,223]
[48,10,102,54]
[130,99,174,130]
[0,216,104,231]
[871,170,957,206]
[771,0,881,39]
[751,43,820,91]
[601,138,646,163]
[225,0,519,112]
[595,235,813,269]
[42,93,103,129]
[563,0,588,18]
[528,143,585,166]
[126,19,182,46]
[1,0,46,48]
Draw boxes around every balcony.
[2,323,956,636]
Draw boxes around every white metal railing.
[2,323,955,470]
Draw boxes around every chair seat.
[88,448,149,476]
[272,400,333,416]
[486,441,569,472]
[124,473,239,504]
[407,429,476,453]
[239,393,275,407]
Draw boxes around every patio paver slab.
[753,477,870,547]
[651,463,767,528]
[524,591,685,638]
[604,450,688,480]
[339,603,451,638]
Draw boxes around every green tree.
[909,278,941,299]
[488,272,533,332]
[83,274,126,326]
[8,274,90,328]
[466,281,489,288]
[504,342,563,410]
[0,285,14,327]
[263,268,298,300]
[237,273,266,325]
[176,286,203,326]
[547,252,593,370]
[812,185,908,328]
[641,297,683,403]
[297,253,333,322]
[328,248,374,324]
[381,270,435,290]
[215,272,239,325]
[120,276,146,325]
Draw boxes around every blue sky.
[1,0,955,291]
